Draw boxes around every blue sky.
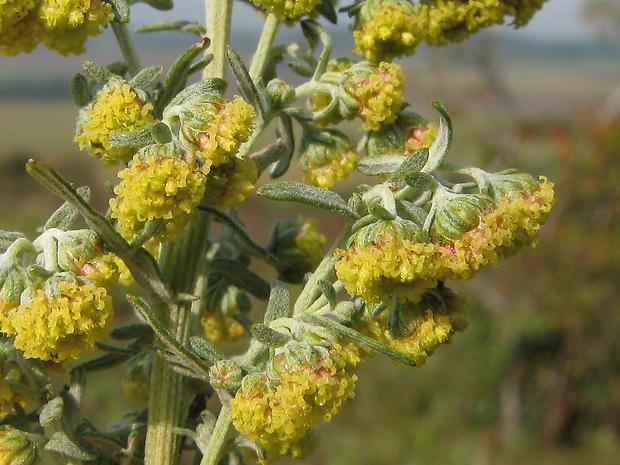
[131,0,592,42]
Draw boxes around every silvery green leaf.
[210,258,270,300]
[422,100,452,173]
[82,61,114,84]
[0,230,26,250]
[150,122,173,144]
[108,125,155,147]
[45,432,98,461]
[264,280,291,323]
[356,154,406,176]
[300,20,332,80]
[166,77,226,110]
[109,324,154,341]
[256,181,359,219]
[108,0,130,23]
[269,115,295,178]
[251,324,290,348]
[317,279,337,309]
[129,65,163,90]
[44,186,90,231]
[405,172,434,190]
[387,148,429,188]
[189,337,225,363]
[227,47,265,122]
[71,74,90,107]
[39,397,64,427]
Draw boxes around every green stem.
[144,214,212,465]
[110,21,142,76]
[203,0,234,79]
[293,221,354,317]
[199,403,233,465]
[249,13,281,81]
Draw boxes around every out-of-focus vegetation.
[1,23,620,465]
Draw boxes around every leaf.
[317,279,337,309]
[264,280,291,323]
[39,397,64,427]
[423,100,453,173]
[129,65,163,90]
[256,181,359,219]
[43,186,90,231]
[227,47,265,122]
[0,230,26,250]
[300,20,332,80]
[108,0,130,23]
[108,124,156,147]
[356,154,406,176]
[404,171,434,190]
[45,432,98,461]
[316,0,338,23]
[132,0,174,11]
[150,121,173,144]
[189,337,225,363]
[109,323,154,341]
[210,258,271,300]
[251,323,290,348]
[71,74,91,107]
[82,60,114,84]
[386,148,429,188]
[303,313,418,366]
[269,115,295,178]
[166,77,227,110]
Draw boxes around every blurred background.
[1,1,620,464]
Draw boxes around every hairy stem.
[110,21,142,76]
[249,13,281,81]
[203,0,234,79]
[199,403,233,465]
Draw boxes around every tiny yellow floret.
[250,0,322,20]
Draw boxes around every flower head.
[203,155,258,211]
[0,272,113,362]
[298,128,359,189]
[366,110,438,158]
[342,61,405,131]
[0,1,41,56]
[231,342,358,462]
[249,0,322,20]
[109,144,209,242]
[0,425,37,465]
[38,0,113,56]
[352,0,421,63]
[177,95,255,166]
[75,77,155,166]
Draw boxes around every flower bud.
[209,360,243,393]
[366,111,437,158]
[75,76,155,165]
[0,265,29,319]
[352,0,421,63]
[298,128,360,189]
[109,143,209,242]
[0,426,37,465]
[266,218,326,284]
[176,94,255,167]
[0,272,113,362]
[266,78,296,110]
[431,191,495,240]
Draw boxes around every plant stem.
[144,214,212,465]
[249,13,280,81]
[110,21,142,76]
[199,403,233,465]
[203,0,234,79]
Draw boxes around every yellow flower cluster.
[250,0,322,20]
[360,288,467,365]
[203,155,258,211]
[231,344,360,462]
[301,148,359,189]
[180,95,255,167]
[352,0,548,62]
[344,62,404,131]
[336,178,555,304]
[0,0,112,56]
[404,122,438,153]
[0,277,113,361]
[109,151,209,242]
[353,0,420,63]
[294,220,326,270]
[75,79,155,166]
[200,314,245,343]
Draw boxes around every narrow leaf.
[210,258,270,300]
[71,74,91,107]
[82,61,114,84]
[264,280,291,323]
[108,125,156,147]
[301,20,332,80]
[45,432,98,461]
[109,323,154,341]
[257,181,358,219]
[150,121,173,144]
[317,279,337,309]
[316,0,338,23]
[108,0,130,23]
[129,65,163,90]
[423,100,452,173]
[0,230,26,250]
[356,154,405,176]
[44,186,90,231]
[227,47,265,122]
[133,0,173,11]
[189,337,225,362]
[387,148,429,188]
[251,324,290,348]
[303,313,418,366]
[269,115,295,178]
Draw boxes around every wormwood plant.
[0,0,553,464]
